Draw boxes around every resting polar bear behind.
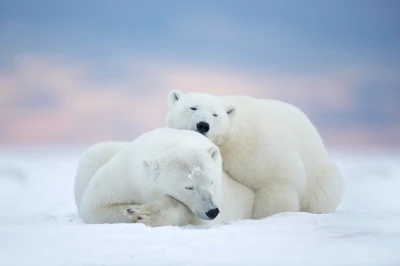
[74,128,254,226]
[166,90,344,218]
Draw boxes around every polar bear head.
[143,145,223,220]
[165,90,236,145]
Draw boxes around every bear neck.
[214,129,237,156]
[216,123,252,162]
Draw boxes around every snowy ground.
[0,148,399,266]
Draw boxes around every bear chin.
[194,130,208,138]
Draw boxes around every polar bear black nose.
[197,122,210,134]
[205,208,219,219]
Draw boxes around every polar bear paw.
[126,203,163,227]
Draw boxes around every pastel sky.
[1,1,399,147]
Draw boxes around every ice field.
[0,148,399,266]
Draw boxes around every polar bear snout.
[191,190,220,220]
[195,204,219,220]
[205,208,220,219]
[196,122,210,134]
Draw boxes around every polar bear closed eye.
[165,90,344,219]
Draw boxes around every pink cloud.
[0,54,398,147]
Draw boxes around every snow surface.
[0,148,399,266]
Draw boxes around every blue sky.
[1,0,399,73]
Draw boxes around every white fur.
[74,128,254,226]
[166,90,344,218]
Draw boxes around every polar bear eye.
[213,114,218,117]
[185,186,194,190]
[190,107,197,111]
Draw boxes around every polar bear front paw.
[126,204,162,227]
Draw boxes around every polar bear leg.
[126,195,197,227]
[80,197,195,226]
[252,185,300,219]
[80,203,138,224]
[302,164,344,213]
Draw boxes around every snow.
[0,148,399,266]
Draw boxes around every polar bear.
[74,127,254,226]
[165,90,344,218]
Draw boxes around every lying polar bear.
[74,128,254,226]
[166,90,344,218]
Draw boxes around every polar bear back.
[74,141,127,208]
[221,95,328,159]
[132,128,216,157]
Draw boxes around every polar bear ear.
[226,105,236,118]
[168,90,183,107]
[208,146,220,162]
[143,160,160,177]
